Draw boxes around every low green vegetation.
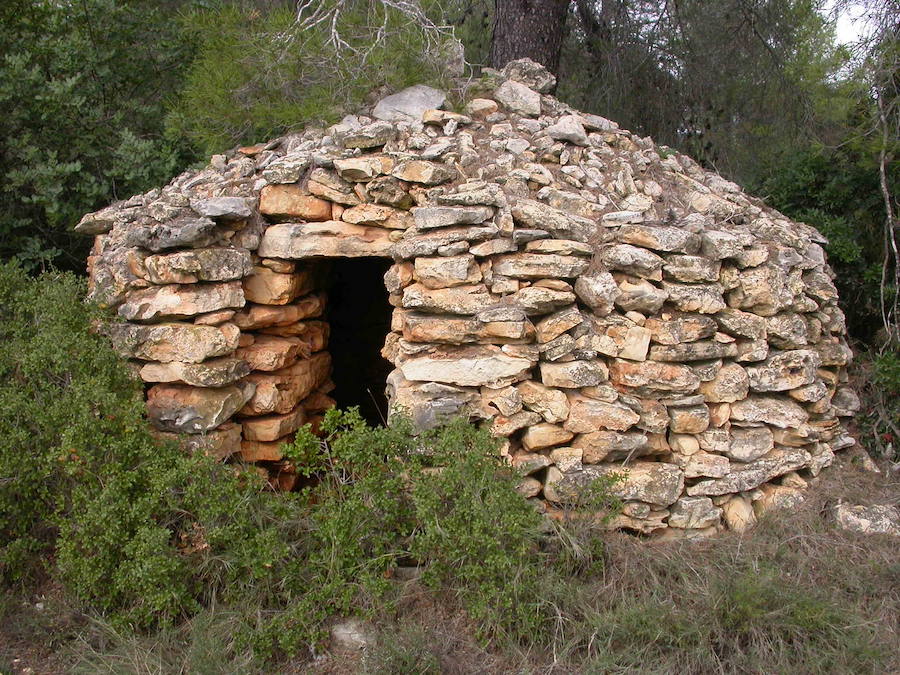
[1,263,897,674]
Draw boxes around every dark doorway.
[325,257,394,426]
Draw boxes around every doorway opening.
[324,257,394,426]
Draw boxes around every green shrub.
[168,2,460,155]
[0,262,309,629]
[0,0,196,271]
[0,264,627,658]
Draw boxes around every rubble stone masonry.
[79,60,859,536]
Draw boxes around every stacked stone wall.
[80,60,860,535]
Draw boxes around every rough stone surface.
[82,59,856,535]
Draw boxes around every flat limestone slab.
[258,222,393,258]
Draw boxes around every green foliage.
[755,140,896,341]
[0,261,308,629]
[168,2,459,154]
[0,0,197,271]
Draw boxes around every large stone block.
[241,352,332,416]
[108,322,240,363]
[259,185,333,221]
[147,382,255,433]
[258,222,393,258]
[118,281,245,321]
[143,248,252,284]
[397,345,534,387]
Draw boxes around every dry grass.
[3,454,898,675]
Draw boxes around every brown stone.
[258,221,393,258]
[398,345,534,387]
[241,352,332,416]
[242,406,307,442]
[242,265,314,305]
[240,438,292,462]
[521,423,574,450]
[232,294,326,329]
[259,185,332,221]
[698,363,750,403]
[236,334,306,371]
[414,255,482,289]
[564,393,640,433]
[517,380,570,423]
[645,314,716,345]
[609,359,700,395]
[118,281,245,321]
[573,430,649,463]
[138,357,250,387]
[342,204,412,229]
[668,404,710,434]
[540,360,608,388]
[152,422,242,461]
[147,382,255,433]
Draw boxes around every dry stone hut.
[79,60,860,535]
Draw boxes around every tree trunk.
[489,0,569,75]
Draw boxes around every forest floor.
[2,446,898,675]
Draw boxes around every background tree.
[489,0,570,73]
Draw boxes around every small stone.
[243,266,313,305]
[522,423,574,450]
[414,255,482,289]
[545,115,589,146]
[726,427,774,462]
[668,497,721,529]
[242,406,307,442]
[535,306,582,343]
[494,80,541,116]
[730,396,809,429]
[618,224,699,253]
[501,58,557,93]
[662,282,726,314]
[492,253,589,279]
[722,495,757,532]
[668,405,710,434]
[372,84,446,122]
[573,430,649,463]
[833,504,900,537]
[392,160,456,185]
[645,314,717,345]
[575,271,621,316]
[698,363,749,402]
[564,393,640,433]
[541,360,608,388]
[412,206,494,229]
[746,350,821,392]
[609,359,700,395]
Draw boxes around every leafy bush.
[0,268,616,658]
[0,261,311,630]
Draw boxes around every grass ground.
[2,448,898,675]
